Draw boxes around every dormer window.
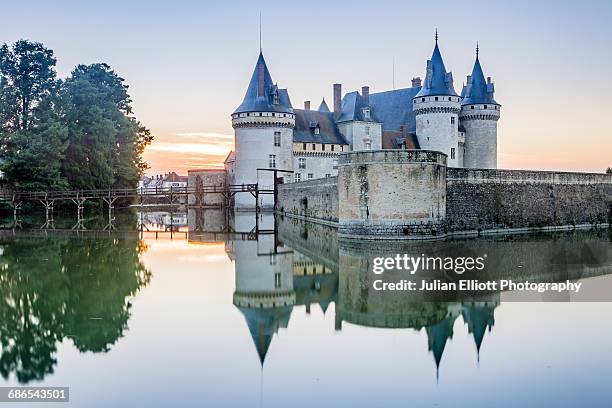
[314,127,320,135]
[363,107,371,121]
[271,84,279,105]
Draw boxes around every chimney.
[257,62,265,97]
[411,77,422,87]
[487,77,492,84]
[333,83,342,118]
[304,100,311,110]
[361,86,369,106]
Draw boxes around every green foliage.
[606,167,611,174]
[0,237,151,383]
[0,40,153,191]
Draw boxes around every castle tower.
[231,213,295,364]
[413,33,462,167]
[459,46,501,169]
[231,52,295,209]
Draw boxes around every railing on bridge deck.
[1,183,278,230]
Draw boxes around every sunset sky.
[2,0,611,175]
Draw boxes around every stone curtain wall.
[446,168,612,232]
[187,170,227,207]
[277,177,339,223]
[277,166,612,236]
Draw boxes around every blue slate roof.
[293,109,349,145]
[318,98,330,112]
[237,305,293,365]
[336,91,381,123]
[415,43,458,97]
[461,56,498,105]
[369,87,421,133]
[233,52,293,114]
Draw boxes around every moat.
[0,209,611,407]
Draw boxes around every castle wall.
[337,150,447,238]
[277,157,612,238]
[446,168,612,232]
[187,169,226,207]
[277,177,338,223]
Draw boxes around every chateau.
[227,34,500,209]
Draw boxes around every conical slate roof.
[462,303,496,355]
[461,54,498,105]
[233,51,293,115]
[318,98,330,112]
[237,305,293,365]
[415,42,458,98]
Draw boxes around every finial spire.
[435,28,438,44]
[476,41,479,58]
[259,12,262,52]
[392,56,395,90]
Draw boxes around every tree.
[0,40,57,131]
[606,167,611,174]
[0,41,153,192]
[0,40,67,190]
[61,63,152,190]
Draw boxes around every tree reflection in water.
[0,237,151,383]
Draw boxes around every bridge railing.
[0,183,270,202]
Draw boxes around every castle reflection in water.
[187,209,612,374]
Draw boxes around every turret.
[459,45,501,169]
[231,51,295,209]
[232,213,295,365]
[413,32,462,167]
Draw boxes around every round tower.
[413,34,462,167]
[459,46,501,169]
[232,51,295,210]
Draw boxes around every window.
[314,127,320,135]
[363,107,371,120]
[295,173,301,182]
[269,154,276,168]
[450,148,456,160]
[274,131,281,147]
[451,117,455,125]
[365,126,370,135]
[274,272,281,288]
[331,145,335,151]
[435,97,439,101]
[448,97,451,101]
[332,159,338,169]
[484,105,488,109]
[365,141,372,150]
[322,144,326,151]
[308,173,313,180]
[471,106,474,110]
[325,173,331,178]
[298,158,306,169]
[312,143,316,150]
[421,98,425,102]
[303,142,306,150]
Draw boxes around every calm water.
[0,209,611,407]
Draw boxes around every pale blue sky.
[1,0,611,173]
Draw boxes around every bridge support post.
[71,195,87,230]
[40,198,55,229]
[12,196,22,227]
[103,195,117,231]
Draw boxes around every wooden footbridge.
[0,183,275,229]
